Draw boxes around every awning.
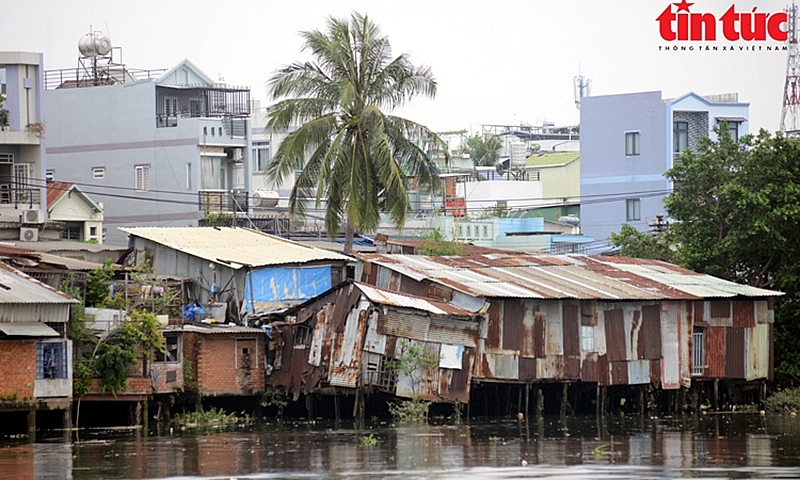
[715,116,747,123]
[0,322,60,338]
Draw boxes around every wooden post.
[535,386,544,417]
[27,409,36,438]
[524,383,530,421]
[305,394,315,420]
[62,408,72,430]
[334,390,341,425]
[517,386,523,417]
[639,385,646,415]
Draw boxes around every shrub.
[765,388,800,413]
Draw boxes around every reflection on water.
[3,414,800,479]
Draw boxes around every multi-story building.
[44,41,251,245]
[0,52,48,238]
[580,91,749,243]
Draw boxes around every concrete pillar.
[27,409,36,437]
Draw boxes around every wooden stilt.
[334,390,341,425]
[305,394,315,420]
[560,383,568,418]
[639,385,646,415]
[524,383,530,421]
[535,386,544,417]
[27,409,36,437]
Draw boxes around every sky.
[1,0,792,135]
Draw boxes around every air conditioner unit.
[232,148,243,161]
[21,209,45,224]
[19,227,38,242]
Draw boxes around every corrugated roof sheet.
[0,263,78,304]
[355,282,478,316]
[525,151,580,167]
[120,227,351,269]
[178,323,265,335]
[0,322,60,337]
[355,253,781,301]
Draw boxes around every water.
[4,413,800,479]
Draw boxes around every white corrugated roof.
[120,227,351,269]
[0,263,78,304]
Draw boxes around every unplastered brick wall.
[190,333,265,395]
[0,339,36,399]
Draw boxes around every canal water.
[4,413,800,479]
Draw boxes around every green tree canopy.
[466,134,503,167]
[265,12,447,254]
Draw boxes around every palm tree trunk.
[344,223,355,255]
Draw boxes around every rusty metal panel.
[544,301,563,356]
[521,300,537,357]
[395,340,440,399]
[438,347,474,403]
[519,356,537,381]
[428,317,479,348]
[485,301,501,350]
[746,323,769,381]
[389,271,402,292]
[399,275,427,297]
[581,300,597,326]
[725,328,746,379]
[709,300,732,327]
[503,299,523,352]
[307,304,332,367]
[661,307,680,389]
[563,302,580,356]
[693,300,708,325]
[363,310,385,354]
[628,359,650,385]
[733,300,755,328]
[755,300,768,324]
[534,312,546,358]
[629,309,641,360]
[479,352,519,380]
[536,355,564,379]
[649,357,660,383]
[564,355,581,380]
[379,311,429,341]
[604,309,626,362]
[639,305,662,360]
[610,361,629,385]
[384,335,398,357]
[705,326,726,378]
[329,299,369,388]
[580,352,599,383]
[376,266,392,290]
[427,284,453,302]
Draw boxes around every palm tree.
[265,12,447,254]
[467,134,503,167]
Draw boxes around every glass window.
[580,326,594,352]
[252,142,270,171]
[201,156,225,189]
[37,341,67,379]
[626,198,641,221]
[728,122,739,142]
[673,121,688,153]
[135,164,150,191]
[625,132,640,156]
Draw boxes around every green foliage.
[662,126,800,378]
[388,398,432,423]
[183,357,197,390]
[360,433,379,446]
[94,343,137,395]
[85,259,115,308]
[265,12,447,254]
[609,224,675,263]
[419,229,466,256]
[174,407,247,430]
[203,212,233,226]
[478,203,510,219]
[73,358,94,398]
[765,387,800,413]
[260,386,288,409]
[466,134,503,167]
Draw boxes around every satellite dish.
[78,32,112,57]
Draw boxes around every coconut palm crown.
[265,12,447,253]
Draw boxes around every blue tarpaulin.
[245,265,332,313]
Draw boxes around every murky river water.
[4,413,800,479]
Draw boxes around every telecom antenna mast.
[781,1,800,135]
[574,73,591,110]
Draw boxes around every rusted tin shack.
[355,253,780,406]
[264,281,484,404]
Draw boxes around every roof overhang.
[715,116,747,123]
[0,322,60,338]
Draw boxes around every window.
[252,142,270,171]
[89,226,97,237]
[625,131,640,156]
[692,327,705,376]
[673,121,688,153]
[483,225,488,238]
[235,338,258,369]
[201,156,225,189]
[163,96,178,116]
[186,162,192,190]
[0,153,13,164]
[37,341,67,379]
[155,333,180,362]
[92,167,105,179]
[728,122,739,142]
[135,164,150,191]
[294,325,310,348]
[626,198,641,221]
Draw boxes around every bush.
[389,398,431,423]
[765,388,800,413]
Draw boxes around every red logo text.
[657,1,787,41]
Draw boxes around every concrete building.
[45,52,251,245]
[0,52,49,239]
[580,91,748,243]
[46,182,104,243]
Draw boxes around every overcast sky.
[2,0,790,134]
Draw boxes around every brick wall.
[185,333,265,395]
[0,340,36,399]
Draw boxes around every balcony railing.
[199,190,248,214]
[0,187,41,208]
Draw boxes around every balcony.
[199,190,248,214]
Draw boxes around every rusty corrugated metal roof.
[178,324,265,334]
[355,253,781,301]
[0,262,78,304]
[355,282,478,316]
[121,227,351,269]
